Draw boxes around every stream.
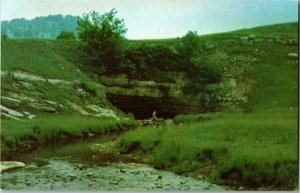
[1,135,226,190]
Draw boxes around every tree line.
[1,15,78,39]
[2,10,223,89]
[77,9,223,86]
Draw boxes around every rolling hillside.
[1,22,298,190]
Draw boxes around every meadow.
[120,110,297,189]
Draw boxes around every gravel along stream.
[1,136,225,190]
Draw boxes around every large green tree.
[77,9,127,73]
[176,31,201,70]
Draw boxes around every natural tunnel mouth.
[106,94,178,120]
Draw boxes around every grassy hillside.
[1,39,134,156]
[228,22,298,35]
[1,39,89,80]
[201,22,298,112]
[1,22,298,190]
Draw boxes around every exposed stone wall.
[99,74,246,118]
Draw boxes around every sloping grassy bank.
[1,39,89,81]
[1,114,137,158]
[119,110,297,190]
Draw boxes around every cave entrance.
[106,94,177,119]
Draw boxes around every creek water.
[1,135,225,190]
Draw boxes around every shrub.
[122,44,179,80]
[57,31,76,40]
[175,31,201,70]
[189,58,223,84]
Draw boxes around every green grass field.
[120,110,297,189]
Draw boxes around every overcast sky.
[1,0,298,39]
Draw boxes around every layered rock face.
[99,75,243,119]
[1,71,246,120]
[100,75,200,119]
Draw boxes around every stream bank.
[1,134,226,191]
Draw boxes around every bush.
[122,44,179,80]
[57,31,76,40]
[189,58,223,84]
[175,31,201,70]
[77,9,127,74]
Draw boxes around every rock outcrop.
[1,69,247,120]
[1,70,118,120]
[0,161,26,173]
[99,74,245,119]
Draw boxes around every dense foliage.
[77,9,127,74]
[76,10,223,85]
[1,15,78,39]
[121,44,179,79]
[57,31,76,40]
[122,31,223,85]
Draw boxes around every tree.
[176,31,201,70]
[77,9,127,73]
[190,58,223,84]
[57,31,76,40]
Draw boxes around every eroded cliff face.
[99,74,245,119]
[1,70,247,121]
[99,74,199,119]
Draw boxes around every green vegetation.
[76,10,223,87]
[77,9,127,74]
[120,111,297,189]
[57,31,76,40]
[122,44,178,80]
[1,34,9,40]
[228,22,298,35]
[173,113,214,124]
[244,44,298,112]
[1,114,137,155]
[118,22,298,190]
[1,39,88,81]
[1,21,298,190]
[121,31,224,86]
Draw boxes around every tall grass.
[119,111,298,189]
[1,114,137,155]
